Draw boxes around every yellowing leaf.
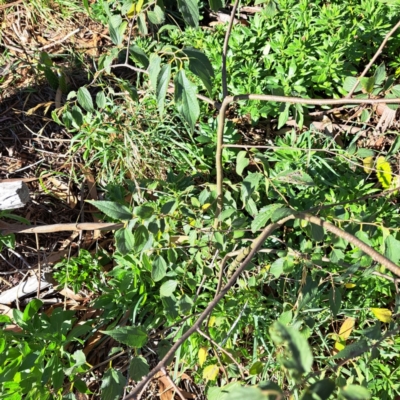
[135,0,145,13]
[363,156,374,174]
[376,156,392,189]
[345,283,356,289]
[338,317,355,341]
[198,347,208,367]
[201,203,211,211]
[370,308,392,323]
[203,364,219,381]
[333,317,355,353]
[208,316,216,327]
[127,3,136,17]
[334,341,345,351]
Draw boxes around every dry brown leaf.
[155,371,174,400]
[45,177,78,209]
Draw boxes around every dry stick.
[0,222,123,235]
[124,215,294,400]
[213,94,400,225]
[346,19,400,98]
[221,0,240,98]
[196,328,245,380]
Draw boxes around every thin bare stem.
[346,19,400,98]
[222,0,240,98]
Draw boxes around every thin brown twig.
[346,19,400,98]
[221,0,240,98]
[196,328,245,379]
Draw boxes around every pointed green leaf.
[236,151,249,176]
[209,0,223,12]
[129,45,149,68]
[77,87,94,112]
[160,280,178,297]
[129,356,149,382]
[87,200,132,220]
[385,235,400,264]
[183,48,214,95]
[100,368,125,400]
[137,12,148,35]
[109,22,122,46]
[329,286,342,318]
[147,5,165,24]
[102,326,147,348]
[270,322,313,374]
[148,54,162,90]
[174,69,200,131]
[374,62,386,85]
[133,225,149,253]
[96,91,107,109]
[152,255,167,281]
[156,63,171,116]
[177,0,199,27]
[115,228,134,255]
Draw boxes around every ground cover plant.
[2,0,400,399]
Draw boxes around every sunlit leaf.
[198,347,208,367]
[370,308,392,323]
[203,364,219,380]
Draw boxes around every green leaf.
[147,5,165,24]
[277,103,290,129]
[251,204,284,233]
[133,225,150,253]
[160,280,178,297]
[249,361,263,375]
[374,62,386,85]
[77,87,94,112]
[44,67,59,90]
[137,12,148,36]
[310,223,324,242]
[333,338,369,360]
[236,151,249,176]
[271,207,294,222]
[129,45,149,68]
[100,368,125,400]
[161,200,178,215]
[301,379,335,400]
[177,0,199,27]
[87,200,132,220]
[23,299,43,321]
[133,205,154,219]
[183,48,215,95]
[174,69,200,131]
[148,54,162,91]
[270,258,285,278]
[115,228,134,255]
[152,255,167,281]
[109,22,122,46]
[102,326,147,348]
[385,235,400,264]
[209,0,224,12]
[129,356,149,382]
[360,76,375,93]
[329,286,342,318]
[343,77,362,93]
[156,63,171,116]
[96,91,107,108]
[339,385,371,400]
[270,322,313,374]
